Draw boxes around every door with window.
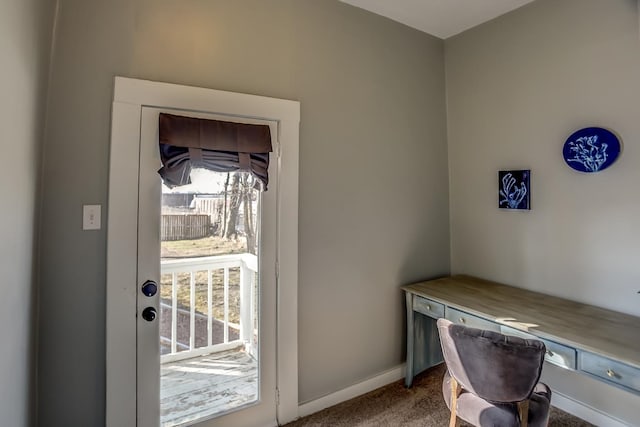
[106,78,299,427]
[137,107,278,427]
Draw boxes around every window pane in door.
[159,168,261,426]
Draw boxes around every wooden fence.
[162,215,211,241]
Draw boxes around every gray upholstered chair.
[437,318,551,427]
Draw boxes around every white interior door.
[106,77,300,427]
[137,107,278,427]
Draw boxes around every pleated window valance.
[158,113,273,190]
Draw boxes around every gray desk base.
[404,292,442,387]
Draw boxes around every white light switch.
[83,205,101,230]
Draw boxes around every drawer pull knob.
[459,317,466,323]
[426,305,431,310]
[606,369,616,378]
[546,350,554,357]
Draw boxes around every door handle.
[142,307,157,322]
[141,280,158,297]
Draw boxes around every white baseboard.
[552,390,631,427]
[297,364,406,418]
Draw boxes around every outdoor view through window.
[159,168,261,426]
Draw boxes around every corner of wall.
[33,1,60,425]
[442,37,454,276]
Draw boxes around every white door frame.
[106,77,299,426]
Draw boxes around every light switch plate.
[83,205,101,230]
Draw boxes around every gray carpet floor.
[285,364,593,426]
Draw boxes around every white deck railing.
[160,253,257,363]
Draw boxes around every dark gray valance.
[158,113,273,190]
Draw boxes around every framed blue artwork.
[563,127,621,173]
[499,170,530,210]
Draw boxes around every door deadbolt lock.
[142,307,157,322]
[141,280,158,297]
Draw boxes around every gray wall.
[0,0,55,426]
[38,0,449,424]
[446,0,640,423]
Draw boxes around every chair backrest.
[437,318,546,403]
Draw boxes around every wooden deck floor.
[161,348,258,426]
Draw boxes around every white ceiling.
[340,0,536,39]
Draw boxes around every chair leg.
[449,376,461,427]
[517,400,530,427]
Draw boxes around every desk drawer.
[500,326,576,370]
[413,296,444,319]
[445,307,500,332]
[580,353,640,394]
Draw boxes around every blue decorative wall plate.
[563,127,620,173]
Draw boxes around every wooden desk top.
[402,275,640,369]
